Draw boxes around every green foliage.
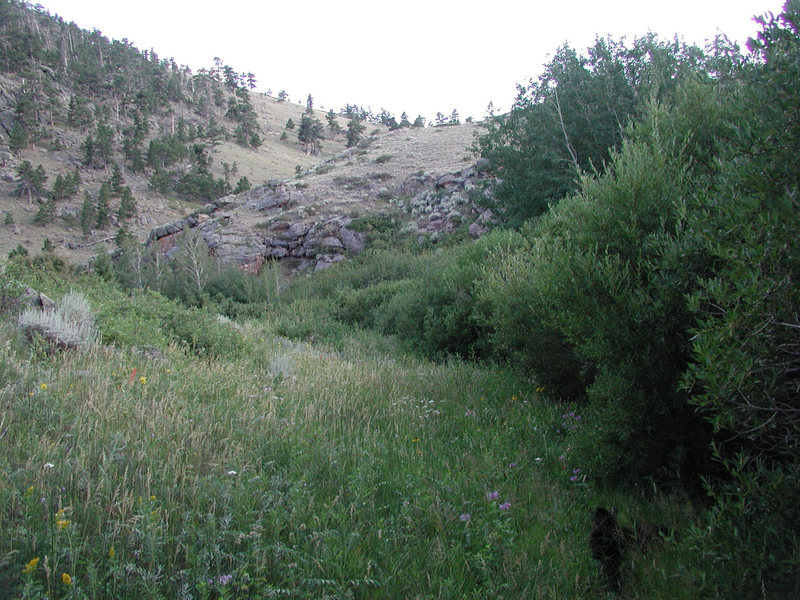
[688,454,800,599]
[475,35,708,227]
[79,191,95,236]
[14,161,47,202]
[95,183,111,229]
[297,115,324,154]
[117,187,137,220]
[8,244,28,259]
[7,118,27,151]
[67,95,93,128]
[232,176,251,195]
[477,127,716,487]
[345,115,366,148]
[33,197,55,225]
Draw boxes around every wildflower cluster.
[557,411,581,434]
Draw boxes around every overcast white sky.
[37,0,785,121]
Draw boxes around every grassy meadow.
[0,262,696,599]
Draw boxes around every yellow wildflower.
[55,508,65,517]
[108,546,115,558]
[149,495,156,501]
[26,486,34,495]
[139,376,147,385]
[40,383,47,390]
[22,557,39,574]
[61,572,72,585]
[56,519,70,530]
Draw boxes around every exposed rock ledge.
[147,183,366,274]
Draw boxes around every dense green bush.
[478,127,714,487]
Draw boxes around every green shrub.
[332,279,412,327]
[478,131,714,488]
[689,455,800,599]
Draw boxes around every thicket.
[264,5,800,596]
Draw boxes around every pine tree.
[50,174,68,202]
[346,116,366,148]
[400,112,411,128]
[306,94,314,114]
[80,191,95,236]
[110,163,125,196]
[117,187,137,220]
[8,120,27,152]
[326,109,341,138]
[233,176,251,194]
[297,116,324,154]
[285,118,295,130]
[33,197,56,225]
[15,161,47,203]
[114,223,134,249]
[95,183,111,229]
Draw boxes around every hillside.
[0,1,481,268]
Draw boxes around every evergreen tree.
[33,197,56,225]
[435,112,447,126]
[449,109,460,125]
[285,118,295,130]
[326,109,341,138]
[233,176,251,194]
[306,94,314,114]
[277,90,288,102]
[94,121,114,166]
[41,238,55,253]
[95,183,111,229]
[50,174,68,202]
[15,161,47,203]
[117,187,137,220]
[400,112,411,128]
[346,115,366,148]
[110,163,125,196]
[412,115,425,128]
[297,115,324,154]
[114,223,134,249]
[80,191,95,236]
[8,120,27,152]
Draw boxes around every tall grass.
[0,266,697,599]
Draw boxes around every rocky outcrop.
[147,183,367,274]
[147,160,495,275]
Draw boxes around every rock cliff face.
[147,182,368,274]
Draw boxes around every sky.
[36,0,785,122]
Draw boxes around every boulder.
[338,226,366,254]
[321,236,344,250]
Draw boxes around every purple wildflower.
[464,409,476,417]
[509,461,518,468]
[218,574,233,585]
[486,490,500,501]
[499,501,512,511]
[459,513,471,522]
